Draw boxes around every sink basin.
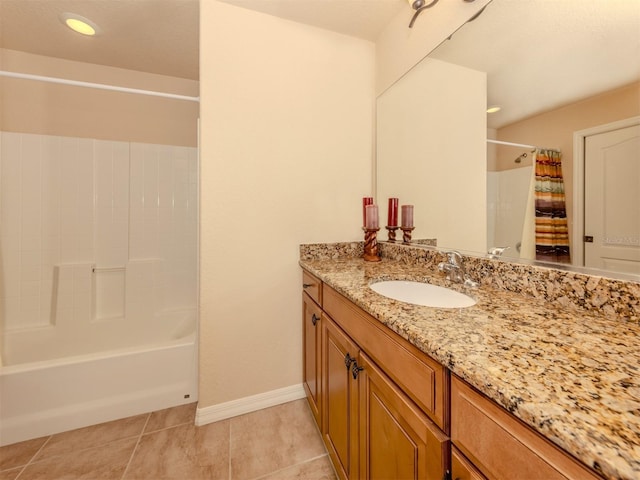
[370,280,476,308]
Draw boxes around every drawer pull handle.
[344,353,355,370]
[303,283,313,288]
[311,313,319,326]
[351,361,364,379]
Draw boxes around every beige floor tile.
[0,436,49,471]
[230,399,326,480]
[18,437,137,480]
[33,414,148,461]
[0,467,23,480]
[144,402,197,433]
[257,455,337,480]
[123,420,230,480]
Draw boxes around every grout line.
[249,454,332,480]
[13,435,52,479]
[19,429,148,466]
[120,413,151,480]
[140,418,195,436]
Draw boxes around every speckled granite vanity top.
[299,248,640,480]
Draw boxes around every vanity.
[300,243,640,480]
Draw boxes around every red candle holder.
[386,225,399,243]
[363,228,381,262]
[401,226,415,244]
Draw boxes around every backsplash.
[299,242,364,261]
[299,242,640,322]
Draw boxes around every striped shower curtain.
[534,149,571,263]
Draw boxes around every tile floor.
[0,399,336,480]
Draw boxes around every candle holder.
[401,226,415,244]
[386,226,399,243]
[363,228,381,262]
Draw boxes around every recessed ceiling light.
[487,105,501,114]
[60,12,100,36]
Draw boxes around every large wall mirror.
[377,0,640,278]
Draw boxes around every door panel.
[323,316,359,480]
[359,353,449,480]
[302,292,322,425]
[585,125,640,274]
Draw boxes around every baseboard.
[195,383,306,426]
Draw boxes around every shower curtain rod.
[0,70,200,103]
[487,139,536,150]
[487,139,560,152]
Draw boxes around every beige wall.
[199,1,375,407]
[493,82,640,172]
[375,0,491,95]
[0,49,199,146]
[493,81,640,244]
[377,58,487,252]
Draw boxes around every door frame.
[572,115,640,267]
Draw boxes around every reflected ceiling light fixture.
[407,0,439,29]
[487,105,502,114]
[60,12,100,36]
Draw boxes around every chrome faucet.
[488,246,510,259]
[438,250,479,288]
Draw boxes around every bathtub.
[0,309,198,446]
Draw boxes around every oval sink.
[370,280,476,308]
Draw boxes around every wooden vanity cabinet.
[321,284,449,480]
[450,375,602,480]
[302,271,323,426]
[302,269,604,480]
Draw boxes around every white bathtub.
[0,309,198,446]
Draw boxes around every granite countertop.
[299,256,640,480]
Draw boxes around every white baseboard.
[195,383,306,426]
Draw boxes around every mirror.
[376,0,640,277]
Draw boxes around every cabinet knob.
[344,353,355,370]
[303,283,313,288]
[311,313,319,326]
[351,361,364,379]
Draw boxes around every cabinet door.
[323,315,360,480]
[302,292,322,426]
[358,353,449,480]
[451,446,486,480]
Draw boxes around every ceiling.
[1,0,637,129]
[0,0,200,80]
[0,0,405,81]
[219,0,405,42]
[429,0,640,129]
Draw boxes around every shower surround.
[0,131,198,444]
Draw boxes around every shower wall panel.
[486,166,532,259]
[1,134,96,330]
[0,132,197,333]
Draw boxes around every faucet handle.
[446,250,463,266]
[488,246,510,259]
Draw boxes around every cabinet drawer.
[324,285,448,431]
[451,375,602,480]
[302,270,322,306]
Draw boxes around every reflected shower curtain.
[534,149,571,263]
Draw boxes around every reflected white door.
[584,125,640,274]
